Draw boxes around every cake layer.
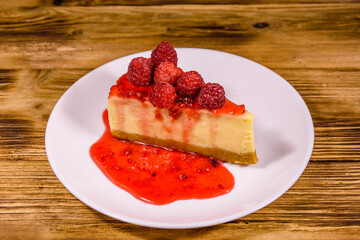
[108,96,258,164]
[111,129,258,164]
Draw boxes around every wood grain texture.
[0,1,359,239]
[1,0,359,8]
[0,4,358,72]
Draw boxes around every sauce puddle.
[90,110,234,205]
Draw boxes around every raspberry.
[154,61,181,86]
[176,71,204,97]
[198,83,226,110]
[150,83,176,108]
[127,57,153,87]
[151,41,178,67]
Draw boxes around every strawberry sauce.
[90,110,235,205]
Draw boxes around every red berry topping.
[127,57,153,87]
[150,83,176,108]
[151,41,178,67]
[154,61,182,86]
[176,71,204,97]
[198,83,226,110]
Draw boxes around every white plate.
[45,48,314,229]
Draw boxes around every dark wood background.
[1,0,359,239]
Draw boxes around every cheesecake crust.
[111,129,258,164]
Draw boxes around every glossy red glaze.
[214,100,245,115]
[90,110,235,205]
[108,73,246,116]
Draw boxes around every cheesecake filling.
[108,95,258,164]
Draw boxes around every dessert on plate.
[107,41,258,164]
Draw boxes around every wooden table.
[1,0,359,239]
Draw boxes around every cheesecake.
[107,41,258,164]
[108,74,258,164]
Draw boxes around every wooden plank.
[1,0,359,8]
[0,4,359,69]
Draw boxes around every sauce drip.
[90,110,235,205]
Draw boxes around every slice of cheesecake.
[107,74,258,164]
